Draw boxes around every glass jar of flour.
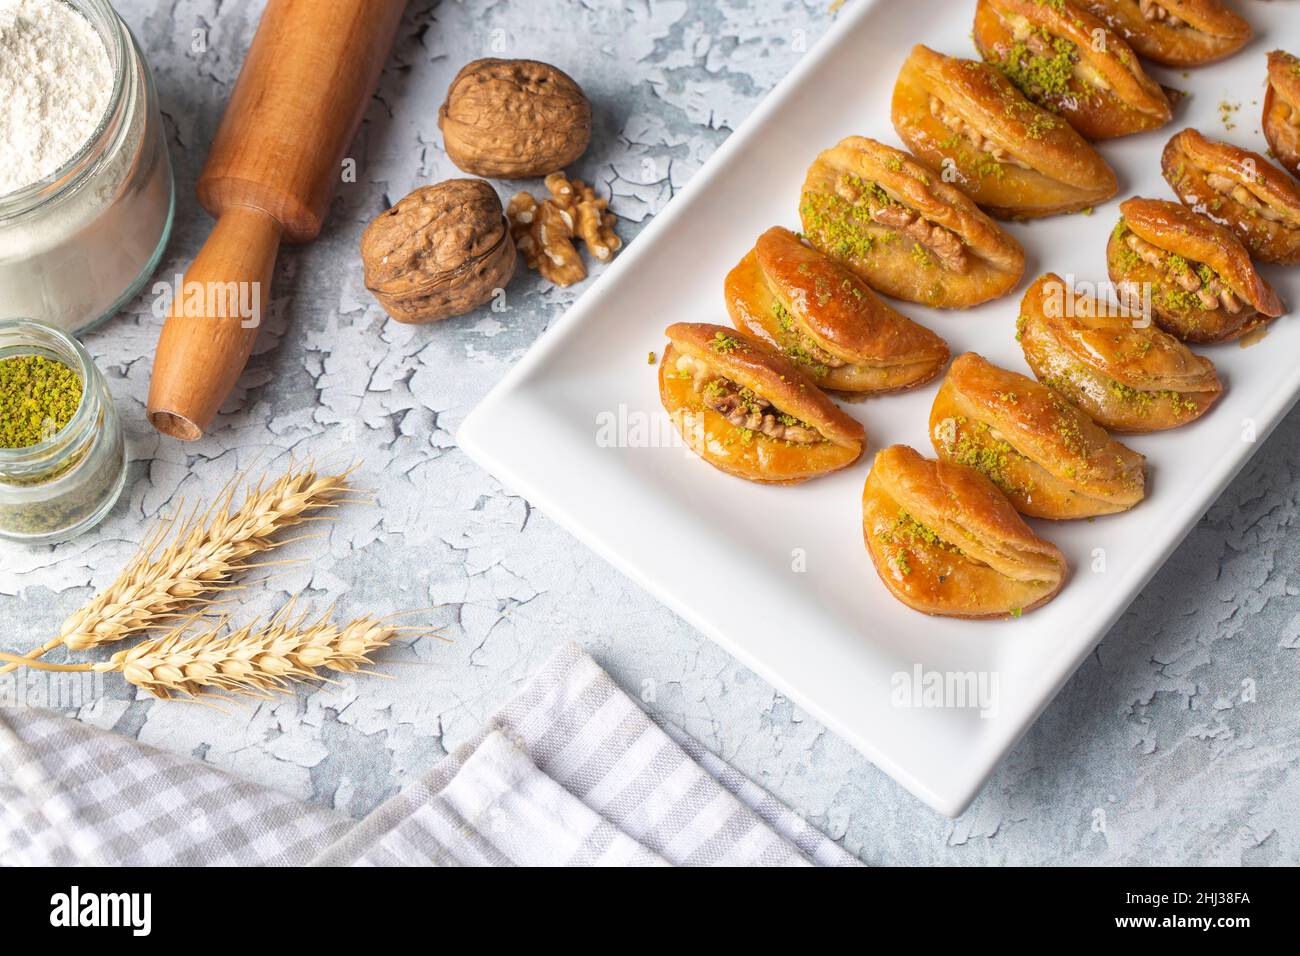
[0,0,174,335]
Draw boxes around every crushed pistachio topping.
[773,299,794,332]
[1219,100,1240,130]
[0,354,83,449]
[800,190,879,261]
[992,32,1079,104]
[946,431,1019,493]
[878,508,965,557]
[1050,412,1084,456]
[709,331,742,353]
[1105,378,1199,415]
[1112,233,1142,273]
[813,275,833,307]
[1157,286,1202,313]
[784,345,829,379]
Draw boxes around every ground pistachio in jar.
[0,319,127,544]
[0,355,84,448]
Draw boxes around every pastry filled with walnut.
[1108,198,1284,343]
[725,227,949,394]
[930,352,1145,520]
[891,45,1117,218]
[438,58,591,178]
[659,323,866,484]
[973,0,1172,140]
[1263,50,1300,181]
[360,179,516,324]
[1017,273,1222,432]
[799,136,1025,308]
[1076,0,1251,68]
[1162,128,1300,265]
[862,444,1067,619]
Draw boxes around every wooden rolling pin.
[147,0,406,440]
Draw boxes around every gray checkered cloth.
[0,643,857,866]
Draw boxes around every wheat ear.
[0,464,356,674]
[0,606,417,701]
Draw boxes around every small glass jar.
[0,320,127,545]
[0,0,174,335]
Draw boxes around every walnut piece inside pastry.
[973,0,1172,140]
[1017,273,1222,433]
[1264,50,1300,181]
[725,227,950,394]
[1162,128,1300,265]
[798,136,1025,308]
[1077,0,1251,68]
[1108,198,1284,343]
[659,323,866,484]
[930,353,1145,520]
[862,444,1067,619]
[892,45,1118,219]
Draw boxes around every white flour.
[0,0,113,194]
[0,0,173,332]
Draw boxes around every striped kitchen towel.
[0,643,857,866]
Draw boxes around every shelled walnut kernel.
[506,172,621,287]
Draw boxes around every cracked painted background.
[1,0,1296,865]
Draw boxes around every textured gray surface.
[0,0,1296,865]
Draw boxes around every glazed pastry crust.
[1264,51,1300,180]
[1108,198,1284,343]
[974,0,1172,140]
[1018,273,1222,432]
[891,45,1118,218]
[1162,128,1300,265]
[725,227,950,393]
[659,323,865,484]
[1077,0,1250,68]
[798,136,1025,308]
[862,445,1066,618]
[930,353,1145,519]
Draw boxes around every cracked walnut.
[507,173,621,287]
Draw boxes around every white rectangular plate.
[458,0,1300,815]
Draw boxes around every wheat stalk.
[0,605,422,701]
[0,463,357,674]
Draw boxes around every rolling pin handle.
[146,205,283,441]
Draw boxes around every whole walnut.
[439,58,591,178]
[361,179,516,324]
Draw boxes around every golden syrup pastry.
[659,323,866,484]
[1162,128,1300,265]
[798,135,1025,307]
[1264,50,1300,180]
[973,0,1172,140]
[862,444,1067,618]
[930,352,1145,519]
[1108,198,1284,343]
[1077,0,1251,68]
[891,44,1118,218]
[1017,273,1222,432]
[725,226,950,394]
